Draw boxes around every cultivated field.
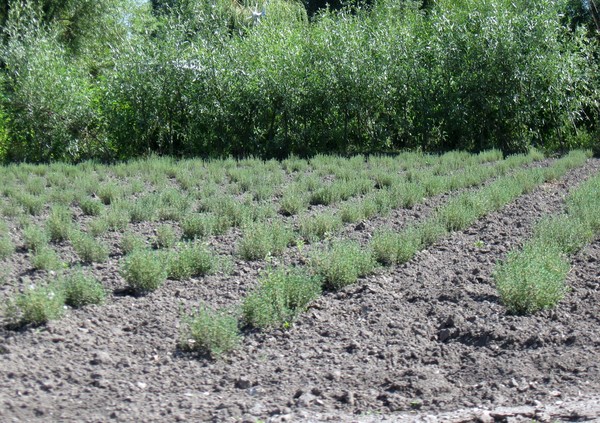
[1,150,600,422]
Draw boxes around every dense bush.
[0,0,598,162]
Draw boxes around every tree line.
[0,0,598,162]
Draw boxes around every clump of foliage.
[0,235,15,259]
[61,269,106,308]
[495,166,600,314]
[181,213,228,239]
[120,231,147,254]
[6,283,65,327]
[298,212,342,241]
[279,190,308,216]
[242,267,322,329]
[79,197,103,216]
[179,305,240,358]
[495,243,570,315]
[155,224,178,249]
[23,225,49,251]
[31,246,63,270]
[371,227,423,266]
[120,249,168,294]
[1,0,597,162]
[70,230,109,263]
[46,205,73,242]
[164,241,217,280]
[311,240,376,290]
[237,221,293,260]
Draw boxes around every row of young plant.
[0,150,501,225]
[494,170,600,315]
[180,150,517,242]
[2,234,227,327]
[178,150,592,358]
[0,150,514,268]
[0,150,533,327]
[235,149,545,261]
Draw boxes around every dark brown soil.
[1,159,600,422]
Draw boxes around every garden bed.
[1,153,599,422]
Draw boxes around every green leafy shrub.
[130,195,158,222]
[6,283,65,326]
[79,197,103,216]
[165,242,216,280]
[0,235,15,259]
[62,270,106,307]
[31,246,63,271]
[279,190,308,216]
[23,225,49,251]
[46,205,73,242]
[200,197,251,228]
[237,221,293,261]
[120,231,147,254]
[16,193,45,216]
[567,175,600,232]
[436,194,480,232]
[415,220,448,246]
[70,231,109,263]
[25,176,46,195]
[181,213,229,239]
[1,3,112,162]
[1,201,23,218]
[155,224,178,249]
[242,267,322,329]
[87,217,110,237]
[339,200,364,223]
[120,249,168,293]
[97,182,122,205]
[312,240,376,290]
[371,227,423,266]
[179,305,240,358]
[103,203,131,231]
[156,189,192,221]
[298,212,342,241]
[495,243,570,315]
[309,185,339,206]
[533,215,593,255]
